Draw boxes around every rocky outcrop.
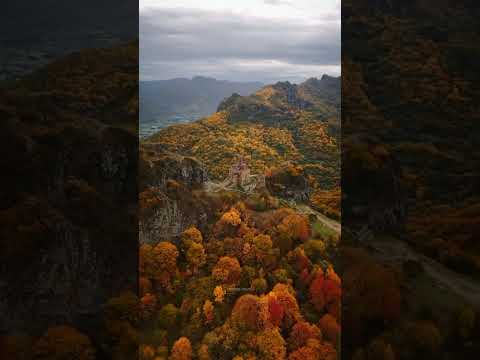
[140,146,208,191]
[139,188,198,244]
[272,81,312,110]
[217,75,340,125]
[266,165,311,202]
[139,148,213,244]
[300,75,341,106]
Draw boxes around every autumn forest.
[1,1,480,360]
[137,75,342,360]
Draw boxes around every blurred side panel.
[342,1,480,359]
[0,1,139,359]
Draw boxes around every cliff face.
[140,145,209,190]
[270,82,312,110]
[139,189,195,244]
[139,148,216,244]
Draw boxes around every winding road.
[296,203,480,306]
[295,203,342,235]
[369,237,480,306]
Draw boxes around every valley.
[140,77,263,138]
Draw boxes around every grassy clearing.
[313,220,338,242]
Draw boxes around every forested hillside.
[146,75,341,219]
[136,74,342,359]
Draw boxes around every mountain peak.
[272,80,297,89]
[302,74,339,86]
[321,74,338,81]
[299,75,340,105]
[218,76,340,120]
[192,75,217,82]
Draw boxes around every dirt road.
[293,204,342,235]
[370,237,480,306]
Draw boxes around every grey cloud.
[263,0,292,5]
[140,7,340,83]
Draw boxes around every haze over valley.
[139,76,263,138]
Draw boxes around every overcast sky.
[140,0,340,84]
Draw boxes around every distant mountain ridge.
[139,76,263,132]
[218,75,340,123]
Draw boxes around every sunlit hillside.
[146,76,341,219]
